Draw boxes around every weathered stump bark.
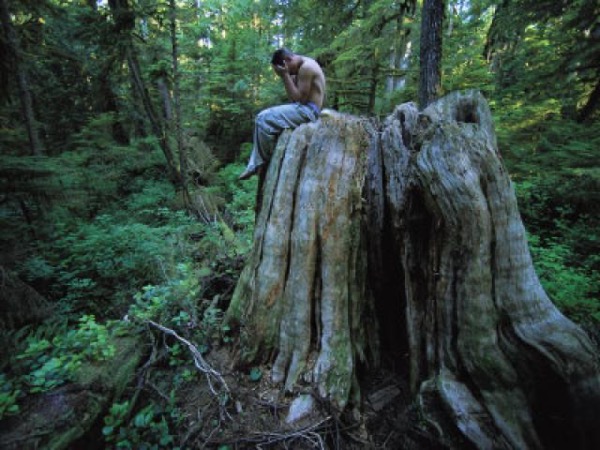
[227,115,376,410]
[226,91,600,448]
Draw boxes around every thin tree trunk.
[0,0,44,155]
[170,0,190,207]
[387,22,411,93]
[98,58,129,145]
[577,75,600,122]
[419,0,445,109]
[126,44,185,188]
[157,78,173,122]
[368,63,379,113]
[446,0,456,36]
[108,0,183,188]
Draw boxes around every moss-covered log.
[227,91,600,448]
[0,336,143,450]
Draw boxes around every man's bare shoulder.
[300,57,323,76]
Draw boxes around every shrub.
[528,234,599,325]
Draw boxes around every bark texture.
[0,0,45,156]
[382,91,600,449]
[419,0,445,108]
[227,91,600,448]
[227,115,377,410]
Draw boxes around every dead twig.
[144,319,230,401]
[206,416,332,449]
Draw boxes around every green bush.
[0,373,20,418]
[0,315,120,419]
[129,262,232,348]
[19,209,200,315]
[528,234,599,325]
[102,400,177,449]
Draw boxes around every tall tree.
[419,0,445,108]
[107,0,183,188]
[485,0,600,121]
[0,0,44,155]
[169,0,189,206]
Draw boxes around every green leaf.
[249,367,262,382]
[134,411,149,428]
[159,434,173,445]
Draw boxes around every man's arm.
[274,64,313,104]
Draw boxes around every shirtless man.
[239,48,326,180]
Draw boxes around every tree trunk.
[0,0,44,155]
[577,76,600,123]
[227,115,376,410]
[226,90,600,448]
[170,0,190,207]
[107,0,184,189]
[419,0,445,109]
[126,48,180,184]
[98,58,129,145]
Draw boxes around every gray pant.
[245,102,320,172]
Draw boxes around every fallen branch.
[205,416,332,449]
[144,319,230,398]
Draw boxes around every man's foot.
[239,167,258,180]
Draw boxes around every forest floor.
[155,345,446,449]
[0,332,447,450]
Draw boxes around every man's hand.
[272,62,288,78]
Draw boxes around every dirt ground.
[169,346,448,449]
[0,332,447,450]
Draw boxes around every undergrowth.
[1,124,597,446]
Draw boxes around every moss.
[1,335,144,450]
[45,393,104,450]
[75,336,143,394]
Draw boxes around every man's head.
[271,48,302,74]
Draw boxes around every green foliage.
[15,315,117,394]
[211,155,257,242]
[17,207,199,314]
[130,263,233,348]
[514,172,598,327]
[528,234,599,325]
[130,263,201,329]
[103,399,178,449]
[442,7,495,96]
[0,374,21,419]
[486,0,599,121]
[514,175,598,271]
[191,0,280,151]
[0,315,121,419]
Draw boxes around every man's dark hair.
[271,48,293,66]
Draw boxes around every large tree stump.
[227,114,376,410]
[226,91,600,448]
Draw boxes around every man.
[239,48,326,180]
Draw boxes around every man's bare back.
[296,57,326,109]
[273,52,326,110]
